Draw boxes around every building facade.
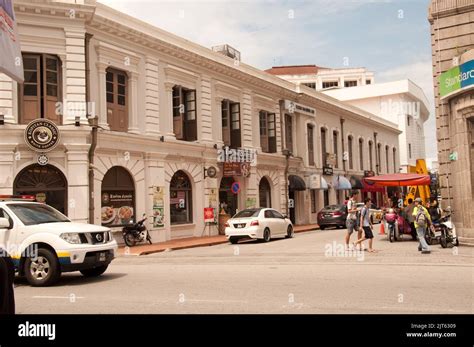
[323,80,429,173]
[428,0,474,245]
[0,0,399,243]
[265,65,375,91]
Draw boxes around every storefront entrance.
[288,175,306,225]
[14,164,67,214]
[219,177,238,216]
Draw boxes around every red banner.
[204,207,214,223]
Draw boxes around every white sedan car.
[225,208,294,244]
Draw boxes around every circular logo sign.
[95,233,103,242]
[37,154,49,166]
[35,192,47,203]
[24,119,60,152]
[231,182,240,195]
[206,166,217,178]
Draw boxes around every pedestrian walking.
[354,197,376,253]
[0,250,15,314]
[344,191,359,250]
[406,198,416,239]
[413,198,432,254]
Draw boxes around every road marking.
[32,296,85,299]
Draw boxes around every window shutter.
[230,102,241,148]
[172,86,184,139]
[259,111,268,153]
[221,100,230,146]
[43,55,61,124]
[21,54,41,124]
[184,89,197,141]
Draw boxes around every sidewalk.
[118,223,319,256]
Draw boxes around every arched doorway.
[169,170,193,225]
[101,166,135,226]
[219,177,238,217]
[14,164,67,214]
[259,177,272,208]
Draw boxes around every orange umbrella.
[363,173,430,187]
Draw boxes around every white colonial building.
[323,80,429,173]
[265,65,375,91]
[0,0,400,243]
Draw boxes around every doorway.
[14,164,67,214]
[219,177,238,216]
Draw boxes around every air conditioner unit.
[211,44,241,61]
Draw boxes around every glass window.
[8,203,70,226]
[264,210,273,218]
[170,171,192,224]
[271,210,284,219]
[234,209,261,218]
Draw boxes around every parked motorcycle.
[435,209,458,248]
[122,214,152,247]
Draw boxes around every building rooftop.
[265,65,325,75]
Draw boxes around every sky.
[100,0,437,163]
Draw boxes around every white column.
[96,62,109,129]
[128,72,139,134]
[145,58,160,136]
[161,82,176,139]
[64,29,87,124]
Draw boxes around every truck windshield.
[7,203,70,226]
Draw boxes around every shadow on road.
[14,273,127,287]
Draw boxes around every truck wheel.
[24,248,61,287]
[80,265,108,277]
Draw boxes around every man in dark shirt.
[0,250,15,314]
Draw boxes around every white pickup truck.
[0,196,117,286]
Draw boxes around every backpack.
[357,207,368,227]
[416,207,427,228]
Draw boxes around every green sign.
[439,59,474,98]
[449,152,458,161]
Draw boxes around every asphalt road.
[14,225,474,314]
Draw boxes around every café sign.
[24,119,60,152]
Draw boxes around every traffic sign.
[231,182,240,194]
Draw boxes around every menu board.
[101,191,135,226]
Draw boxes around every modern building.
[0,0,400,244]
[265,65,375,91]
[323,80,429,173]
[428,0,474,245]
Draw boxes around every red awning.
[361,178,385,192]
[363,173,430,187]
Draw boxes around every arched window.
[170,170,192,224]
[14,164,67,214]
[259,177,272,208]
[359,138,364,171]
[385,145,390,173]
[368,141,373,171]
[377,143,382,173]
[101,166,135,226]
[348,136,353,170]
[333,130,339,168]
[321,128,327,166]
[393,148,397,173]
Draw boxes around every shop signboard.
[309,174,321,189]
[440,59,474,99]
[223,162,250,177]
[101,191,135,226]
[204,207,215,223]
[153,186,164,228]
